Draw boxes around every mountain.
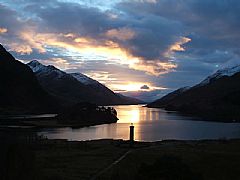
[147,65,240,122]
[27,60,143,106]
[116,93,145,104]
[70,73,99,86]
[148,87,190,106]
[197,65,240,87]
[0,44,59,114]
[71,72,122,103]
[71,73,145,104]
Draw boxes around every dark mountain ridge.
[0,45,59,114]
[147,67,240,122]
[27,60,143,106]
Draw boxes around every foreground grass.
[35,139,127,180]
[99,139,240,180]
[1,133,240,180]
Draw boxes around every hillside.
[28,60,143,106]
[0,44,59,114]
[147,66,240,121]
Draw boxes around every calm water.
[38,105,240,141]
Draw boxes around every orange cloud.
[9,30,49,54]
[44,58,71,70]
[8,29,180,76]
[129,60,178,76]
[85,71,117,84]
[169,37,191,52]
[9,43,33,54]
[0,27,7,34]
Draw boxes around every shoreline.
[147,105,240,123]
[0,116,118,129]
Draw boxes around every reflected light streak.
[116,106,141,124]
[130,109,140,124]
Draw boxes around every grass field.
[1,134,240,180]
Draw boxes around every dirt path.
[90,149,132,180]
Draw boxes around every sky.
[1,0,240,102]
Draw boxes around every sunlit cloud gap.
[8,30,184,76]
[2,0,239,102]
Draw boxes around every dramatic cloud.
[119,0,240,64]
[105,28,135,41]
[1,0,189,75]
[1,0,240,101]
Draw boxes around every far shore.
[0,115,118,128]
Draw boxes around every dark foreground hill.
[0,44,59,114]
[0,44,119,128]
[148,65,240,122]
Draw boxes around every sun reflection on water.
[38,105,240,141]
[130,109,140,124]
[115,105,141,124]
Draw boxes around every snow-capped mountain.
[29,61,103,86]
[70,73,98,85]
[27,60,143,105]
[198,64,240,87]
[27,60,46,73]
[148,64,240,121]
[28,60,66,78]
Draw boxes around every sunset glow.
[114,83,147,92]
[1,1,240,178]
[110,82,165,92]
[1,0,239,102]
[0,27,7,34]
[130,109,140,124]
